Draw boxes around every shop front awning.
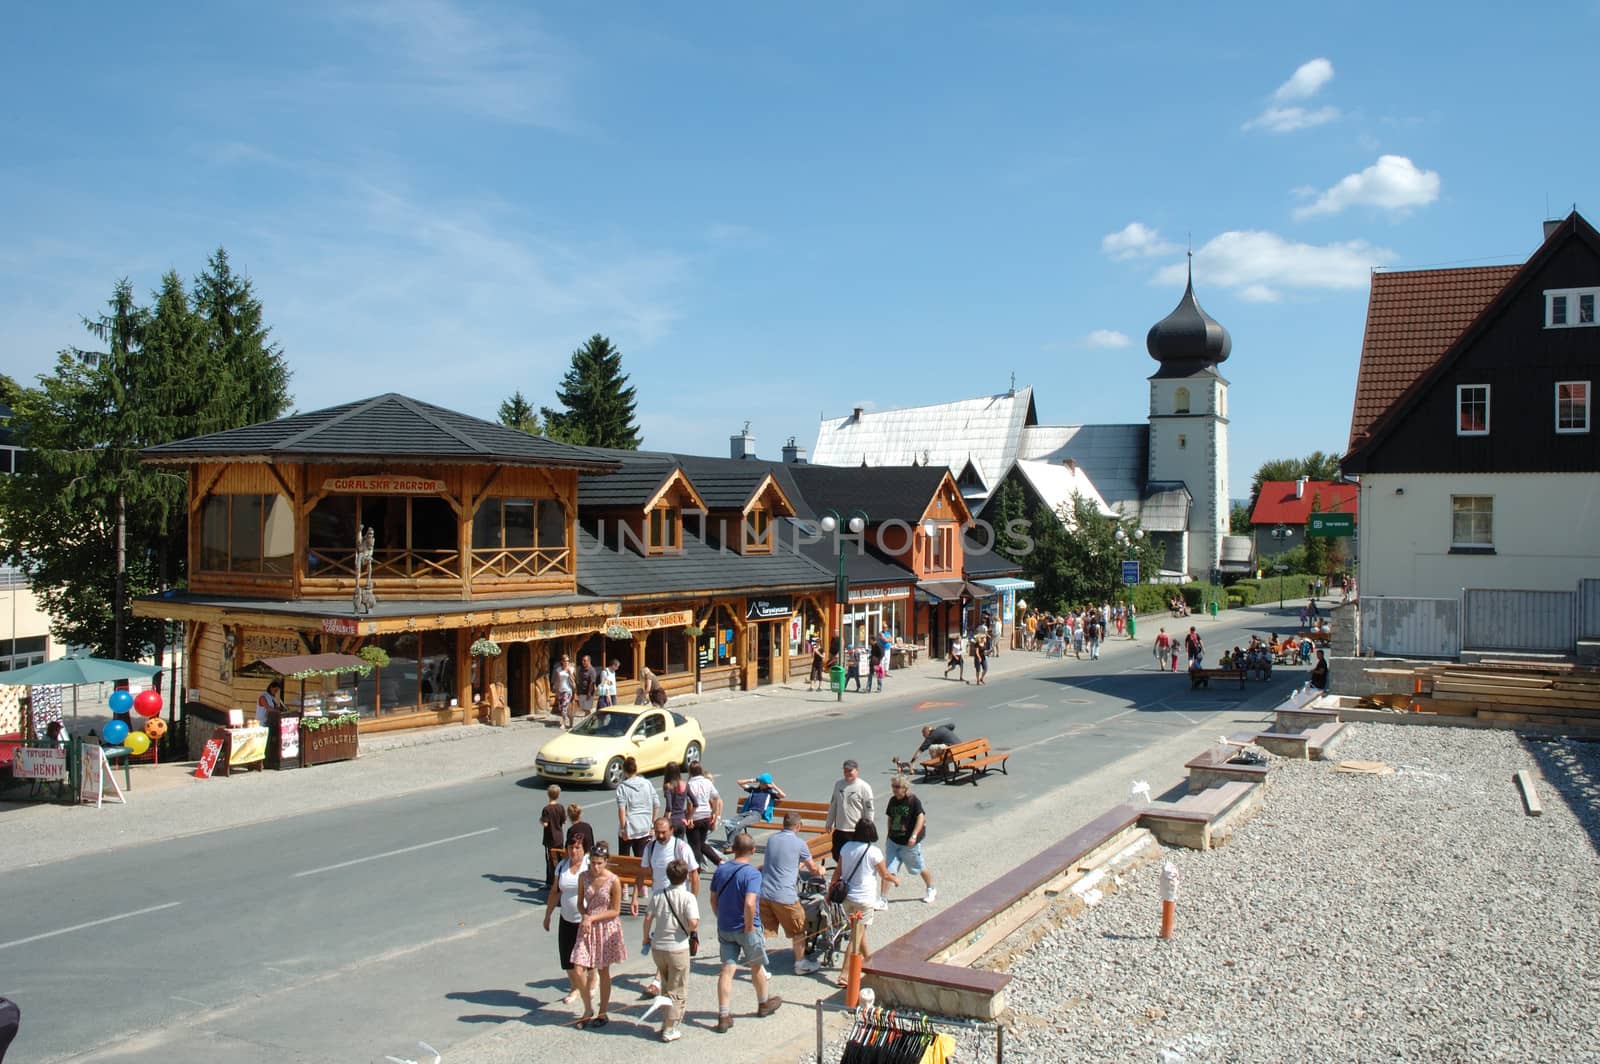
[974,577,1034,593]
[915,580,993,604]
[241,653,371,678]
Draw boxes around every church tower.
[1145,260,1231,582]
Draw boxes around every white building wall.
[1148,376,1228,580]
[1358,472,1600,599]
[1,569,55,670]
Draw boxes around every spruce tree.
[540,334,641,449]
[191,247,291,427]
[497,390,542,435]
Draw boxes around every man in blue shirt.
[710,833,781,1032]
[761,811,824,973]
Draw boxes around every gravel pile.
[806,725,1600,1063]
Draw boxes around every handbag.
[667,893,698,956]
[828,846,868,904]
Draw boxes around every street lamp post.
[1270,523,1294,609]
[1115,527,1144,636]
[819,508,868,702]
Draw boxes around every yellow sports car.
[535,707,707,788]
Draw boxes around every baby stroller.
[798,871,850,969]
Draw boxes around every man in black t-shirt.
[884,776,936,905]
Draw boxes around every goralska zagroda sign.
[322,474,447,494]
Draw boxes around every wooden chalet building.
[574,451,831,698]
[785,464,993,657]
[1343,211,1600,613]
[134,393,623,732]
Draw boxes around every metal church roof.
[1017,423,1149,517]
[810,387,1039,501]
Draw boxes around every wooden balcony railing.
[304,547,571,582]
[470,547,571,580]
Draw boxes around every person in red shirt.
[1153,628,1174,671]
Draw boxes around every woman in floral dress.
[569,841,626,1028]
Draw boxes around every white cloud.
[333,0,578,128]
[1153,230,1397,294]
[1293,155,1442,219]
[1243,105,1340,134]
[1084,329,1131,348]
[1101,222,1179,260]
[1244,57,1339,133]
[1274,58,1335,101]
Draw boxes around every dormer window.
[648,506,680,553]
[743,507,772,553]
[1457,384,1490,436]
[1546,288,1599,328]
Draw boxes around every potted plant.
[470,637,502,658]
[357,645,390,714]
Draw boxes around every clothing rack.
[813,999,1003,1064]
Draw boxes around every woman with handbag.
[640,857,699,1042]
[685,761,724,871]
[568,841,626,1029]
[829,821,897,986]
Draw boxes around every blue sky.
[2,1,1595,497]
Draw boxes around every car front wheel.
[603,757,626,789]
[681,741,702,770]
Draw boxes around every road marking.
[984,699,1023,710]
[768,741,851,765]
[913,700,963,711]
[1095,708,1138,724]
[0,901,183,951]
[893,721,933,733]
[292,827,500,878]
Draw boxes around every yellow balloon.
[124,731,152,756]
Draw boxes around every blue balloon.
[103,720,129,745]
[108,689,134,714]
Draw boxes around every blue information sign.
[1121,560,1141,586]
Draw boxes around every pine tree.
[497,390,542,435]
[540,334,641,449]
[191,247,291,427]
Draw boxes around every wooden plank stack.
[1407,662,1600,730]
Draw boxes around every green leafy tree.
[497,390,542,435]
[540,334,641,448]
[1229,500,1251,535]
[1302,492,1330,578]
[1248,451,1346,513]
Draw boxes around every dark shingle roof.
[792,524,916,589]
[575,521,833,600]
[140,393,622,472]
[961,533,1024,578]
[578,461,680,508]
[785,464,952,525]
[579,448,804,513]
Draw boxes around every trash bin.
[1127,615,1137,638]
[829,665,846,692]
[1208,600,1219,618]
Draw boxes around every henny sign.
[1307,512,1356,537]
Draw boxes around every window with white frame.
[1456,384,1490,435]
[1556,381,1590,433]
[1546,288,1599,328]
[1451,495,1493,549]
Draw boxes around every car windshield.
[570,711,640,739]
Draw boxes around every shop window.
[695,606,737,669]
[743,507,772,553]
[649,506,680,553]
[198,493,293,574]
[647,628,691,675]
[351,629,458,715]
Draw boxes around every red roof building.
[1249,480,1360,526]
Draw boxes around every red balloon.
[134,689,163,718]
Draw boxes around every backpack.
[666,784,691,830]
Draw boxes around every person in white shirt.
[685,761,723,870]
[640,858,699,1042]
[831,822,897,983]
[597,659,619,709]
[255,680,285,725]
[634,817,699,998]
[542,836,590,1006]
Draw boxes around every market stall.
[240,653,370,769]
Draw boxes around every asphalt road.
[1,609,1301,1063]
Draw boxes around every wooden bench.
[937,738,1010,785]
[1188,667,1246,689]
[1297,630,1332,646]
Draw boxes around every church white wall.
[1148,375,1228,579]
[1357,472,1600,599]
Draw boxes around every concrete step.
[1141,780,1262,850]
[1305,721,1348,761]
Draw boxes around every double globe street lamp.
[818,508,868,702]
[1270,523,1295,608]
